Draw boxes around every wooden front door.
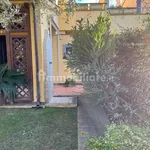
[6,3,33,102]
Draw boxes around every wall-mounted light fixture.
[0,29,5,35]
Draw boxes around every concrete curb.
[0,105,36,109]
[45,104,77,108]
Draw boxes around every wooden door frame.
[5,3,33,103]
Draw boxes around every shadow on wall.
[43,29,53,102]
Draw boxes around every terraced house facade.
[0,0,149,104]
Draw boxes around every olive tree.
[0,0,77,28]
[0,0,23,28]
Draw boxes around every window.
[63,44,72,60]
[109,0,123,7]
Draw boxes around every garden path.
[78,97,110,150]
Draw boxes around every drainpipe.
[32,3,41,107]
[137,0,142,14]
[57,31,60,83]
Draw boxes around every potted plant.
[0,64,26,105]
[64,78,76,87]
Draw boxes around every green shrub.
[67,13,150,125]
[64,78,76,86]
[0,64,26,101]
[85,124,150,150]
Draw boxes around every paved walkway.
[78,96,110,150]
[54,85,84,96]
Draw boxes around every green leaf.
[0,63,26,100]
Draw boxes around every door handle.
[49,62,52,64]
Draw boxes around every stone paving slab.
[46,96,77,108]
[78,97,110,150]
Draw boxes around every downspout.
[32,3,41,107]
[57,31,60,83]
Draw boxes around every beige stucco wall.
[59,11,105,31]
[122,0,136,7]
[122,0,150,9]
[52,35,58,79]
[111,15,148,32]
